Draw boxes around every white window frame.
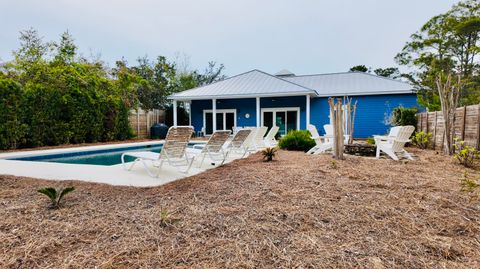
[260,107,301,135]
[203,109,237,135]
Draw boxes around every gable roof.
[168,70,414,100]
[169,69,316,100]
[283,72,413,96]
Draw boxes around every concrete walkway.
[0,141,239,187]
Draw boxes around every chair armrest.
[193,144,205,149]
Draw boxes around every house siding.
[191,93,418,138]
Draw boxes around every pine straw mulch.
[1,149,479,268]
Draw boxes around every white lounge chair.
[374,125,415,161]
[224,129,252,158]
[264,126,280,147]
[121,126,195,177]
[187,130,231,167]
[253,126,268,149]
[242,127,259,153]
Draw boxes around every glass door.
[261,108,299,136]
[204,110,237,135]
[276,111,287,136]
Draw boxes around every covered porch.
[171,94,315,136]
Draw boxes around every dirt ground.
[1,148,479,268]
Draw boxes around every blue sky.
[0,0,457,76]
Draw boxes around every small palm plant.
[262,147,278,162]
[37,186,75,209]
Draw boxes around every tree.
[132,56,176,111]
[437,73,463,155]
[349,65,369,73]
[373,67,401,79]
[53,31,77,64]
[395,0,480,110]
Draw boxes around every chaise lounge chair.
[186,130,231,167]
[253,126,268,149]
[374,125,415,161]
[121,126,195,177]
[263,126,280,147]
[224,129,252,158]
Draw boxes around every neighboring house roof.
[168,69,414,100]
[284,72,413,97]
[169,69,316,100]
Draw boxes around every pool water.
[8,143,198,166]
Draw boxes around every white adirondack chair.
[264,126,280,147]
[306,124,333,154]
[307,124,349,154]
[374,125,415,161]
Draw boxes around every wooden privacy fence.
[128,109,164,138]
[416,104,480,150]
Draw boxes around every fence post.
[137,110,140,138]
[461,106,467,141]
[477,105,480,149]
[425,112,429,133]
[433,111,437,149]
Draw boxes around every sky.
[0,0,458,76]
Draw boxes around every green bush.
[366,137,375,145]
[0,77,28,149]
[390,106,418,127]
[411,131,432,149]
[453,138,479,168]
[278,130,316,152]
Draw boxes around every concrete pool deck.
[0,140,240,187]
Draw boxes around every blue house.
[168,69,418,138]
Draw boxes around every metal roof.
[283,72,413,96]
[169,70,414,100]
[169,69,316,100]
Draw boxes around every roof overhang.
[314,89,416,97]
[168,91,318,101]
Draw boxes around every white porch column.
[173,100,178,127]
[212,99,217,132]
[187,101,192,126]
[306,95,310,128]
[256,97,260,127]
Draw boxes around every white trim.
[260,107,301,135]
[203,109,237,135]
[173,100,178,127]
[256,97,260,127]
[306,95,310,127]
[212,99,217,132]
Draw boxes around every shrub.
[366,137,375,145]
[461,172,479,200]
[411,131,432,149]
[390,106,418,127]
[278,130,316,152]
[453,139,480,168]
[0,77,28,149]
[37,186,75,209]
[262,147,278,162]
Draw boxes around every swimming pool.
[8,143,200,166]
